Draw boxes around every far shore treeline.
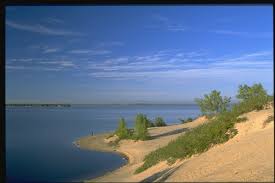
[6,104,71,107]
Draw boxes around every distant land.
[6,104,71,107]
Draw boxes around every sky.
[5,5,273,104]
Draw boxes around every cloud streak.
[6,20,83,36]
[151,14,187,32]
[69,49,111,55]
[86,50,273,80]
[210,30,272,38]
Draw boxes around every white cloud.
[6,20,83,36]
[210,30,272,38]
[97,41,124,47]
[85,50,273,80]
[151,14,187,32]
[45,17,64,24]
[43,48,59,53]
[69,49,111,55]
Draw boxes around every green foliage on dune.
[134,113,150,140]
[154,117,167,127]
[195,90,231,117]
[115,118,131,139]
[135,83,271,174]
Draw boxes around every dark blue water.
[6,104,200,182]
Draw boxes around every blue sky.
[5,5,273,104]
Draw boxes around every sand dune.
[78,107,274,182]
[166,108,274,182]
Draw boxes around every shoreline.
[75,107,274,182]
[76,116,209,182]
[73,133,132,180]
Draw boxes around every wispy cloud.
[151,14,187,32]
[69,49,111,55]
[45,17,64,24]
[97,41,124,47]
[29,45,61,54]
[7,58,77,71]
[6,20,83,36]
[210,30,272,38]
[43,48,59,53]
[7,50,272,79]
[85,50,272,80]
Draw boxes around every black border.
[1,1,274,183]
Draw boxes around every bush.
[179,117,193,124]
[195,90,231,117]
[135,111,238,174]
[134,83,270,174]
[154,117,167,127]
[115,118,130,139]
[236,83,269,111]
[147,119,155,127]
[179,118,185,124]
[263,115,274,128]
[236,116,248,123]
[134,114,150,140]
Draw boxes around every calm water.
[6,104,200,182]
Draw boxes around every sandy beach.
[76,107,274,182]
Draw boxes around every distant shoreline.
[6,104,71,107]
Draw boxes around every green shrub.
[179,118,185,124]
[134,83,270,174]
[154,117,167,127]
[195,90,231,117]
[263,115,274,128]
[134,114,150,140]
[236,116,248,123]
[115,118,130,139]
[236,83,269,111]
[179,117,193,124]
[106,133,115,139]
[147,119,155,127]
[135,110,238,174]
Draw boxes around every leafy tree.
[115,118,129,139]
[134,114,149,140]
[195,90,231,116]
[154,117,167,126]
[237,83,267,100]
[236,83,268,110]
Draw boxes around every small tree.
[115,118,129,139]
[134,113,149,140]
[154,117,167,127]
[195,90,231,116]
[236,83,268,110]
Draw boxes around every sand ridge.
[77,108,274,182]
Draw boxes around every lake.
[6,104,200,182]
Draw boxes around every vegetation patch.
[135,83,270,174]
[154,117,167,127]
[236,116,248,123]
[263,115,274,128]
[179,117,193,124]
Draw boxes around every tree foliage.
[134,113,149,140]
[154,117,167,127]
[115,118,129,139]
[236,83,268,110]
[195,90,231,116]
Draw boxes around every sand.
[77,107,274,182]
